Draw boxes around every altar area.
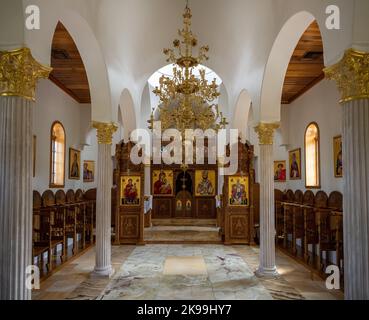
[113,139,258,246]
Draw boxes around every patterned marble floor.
[32,245,344,301]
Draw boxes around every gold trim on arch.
[324,48,369,104]
[0,47,52,101]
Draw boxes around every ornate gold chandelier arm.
[150,2,227,133]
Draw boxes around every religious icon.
[274,161,286,182]
[289,149,301,180]
[195,170,216,196]
[152,170,173,196]
[83,160,95,183]
[176,200,183,211]
[121,176,141,206]
[69,148,81,180]
[228,176,249,206]
[333,136,343,178]
[186,200,192,211]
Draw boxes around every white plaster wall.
[273,79,343,194]
[32,79,98,192]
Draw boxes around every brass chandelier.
[148,2,228,134]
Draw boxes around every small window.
[50,121,66,188]
[305,122,320,188]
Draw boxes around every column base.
[255,266,279,278]
[91,266,115,278]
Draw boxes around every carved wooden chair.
[75,189,87,249]
[84,188,97,244]
[314,191,329,271]
[32,191,49,275]
[41,190,65,271]
[282,189,295,249]
[292,190,304,256]
[321,192,343,270]
[64,190,77,256]
[274,189,285,245]
[302,190,317,264]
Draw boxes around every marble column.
[325,49,369,300]
[254,123,279,277]
[92,121,117,277]
[0,48,51,300]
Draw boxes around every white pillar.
[0,48,51,300]
[254,123,279,277]
[325,49,369,299]
[342,99,369,299]
[92,122,117,277]
[0,97,33,300]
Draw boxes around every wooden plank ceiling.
[282,21,324,104]
[50,22,91,104]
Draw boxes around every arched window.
[50,121,66,187]
[305,122,320,188]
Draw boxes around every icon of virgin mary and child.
[154,171,172,195]
[123,179,139,205]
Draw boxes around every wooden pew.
[302,190,317,264]
[275,189,285,246]
[292,190,304,256]
[275,188,344,281]
[282,190,295,250]
[32,191,49,274]
[84,188,96,245]
[75,189,87,249]
[41,190,65,271]
[65,190,77,256]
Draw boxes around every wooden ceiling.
[50,22,91,104]
[282,21,324,104]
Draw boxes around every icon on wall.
[289,148,301,180]
[83,160,95,183]
[152,170,174,196]
[195,170,216,196]
[69,148,81,180]
[228,176,249,207]
[333,136,343,178]
[121,176,141,206]
[274,161,286,182]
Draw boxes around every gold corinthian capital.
[324,48,369,104]
[92,121,118,145]
[254,122,280,145]
[0,47,52,101]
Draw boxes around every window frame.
[49,121,66,188]
[304,122,321,189]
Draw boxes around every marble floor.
[32,244,343,300]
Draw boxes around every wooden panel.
[119,214,139,239]
[196,198,216,219]
[282,21,324,104]
[230,215,249,239]
[152,198,173,219]
[50,22,91,104]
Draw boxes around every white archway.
[260,11,316,123]
[232,89,252,142]
[119,89,137,142]
[23,5,113,122]
[45,10,112,123]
